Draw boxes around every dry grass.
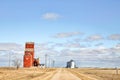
[0,67,120,80]
[0,67,57,80]
[68,68,120,80]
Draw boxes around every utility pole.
[9,52,11,67]
[53,60,55,68]
[115,67,118,75]
[45,54,48,68]
[48,56,51,68]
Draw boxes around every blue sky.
[0,0,120,67]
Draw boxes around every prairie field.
[68,68,120,80]
[0,67,120,80]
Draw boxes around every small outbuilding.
[66,60,76,68]
[40,64,45,68]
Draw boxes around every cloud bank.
[108,34,120,40]
[0,33,120,67]
[42,13,61,20]
[53,32,83,38]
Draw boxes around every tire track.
[67,69,98,80]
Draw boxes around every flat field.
[0,67,120,80]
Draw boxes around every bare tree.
[12,57,22,69]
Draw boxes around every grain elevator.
[23,42,39,68]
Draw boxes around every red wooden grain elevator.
[23,42,34,67]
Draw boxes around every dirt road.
[1,68,119,80]
[0,68,97,80]
[50,68,81,80]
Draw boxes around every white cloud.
[74,38,82,43]
[108,34,120,40]
[85,34,104,41]
[65,43,83,48]
[52,43,64,48]
[59,46,120,62]
[35,43,54,52]
[116,43,120,48]
[0,42,120,67]
[42,13,61,20]
[53,32,83,38]
[0,43,23,51]
[52,42,86,49]
[95,43,104,46]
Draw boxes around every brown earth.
[0,67,120,80]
